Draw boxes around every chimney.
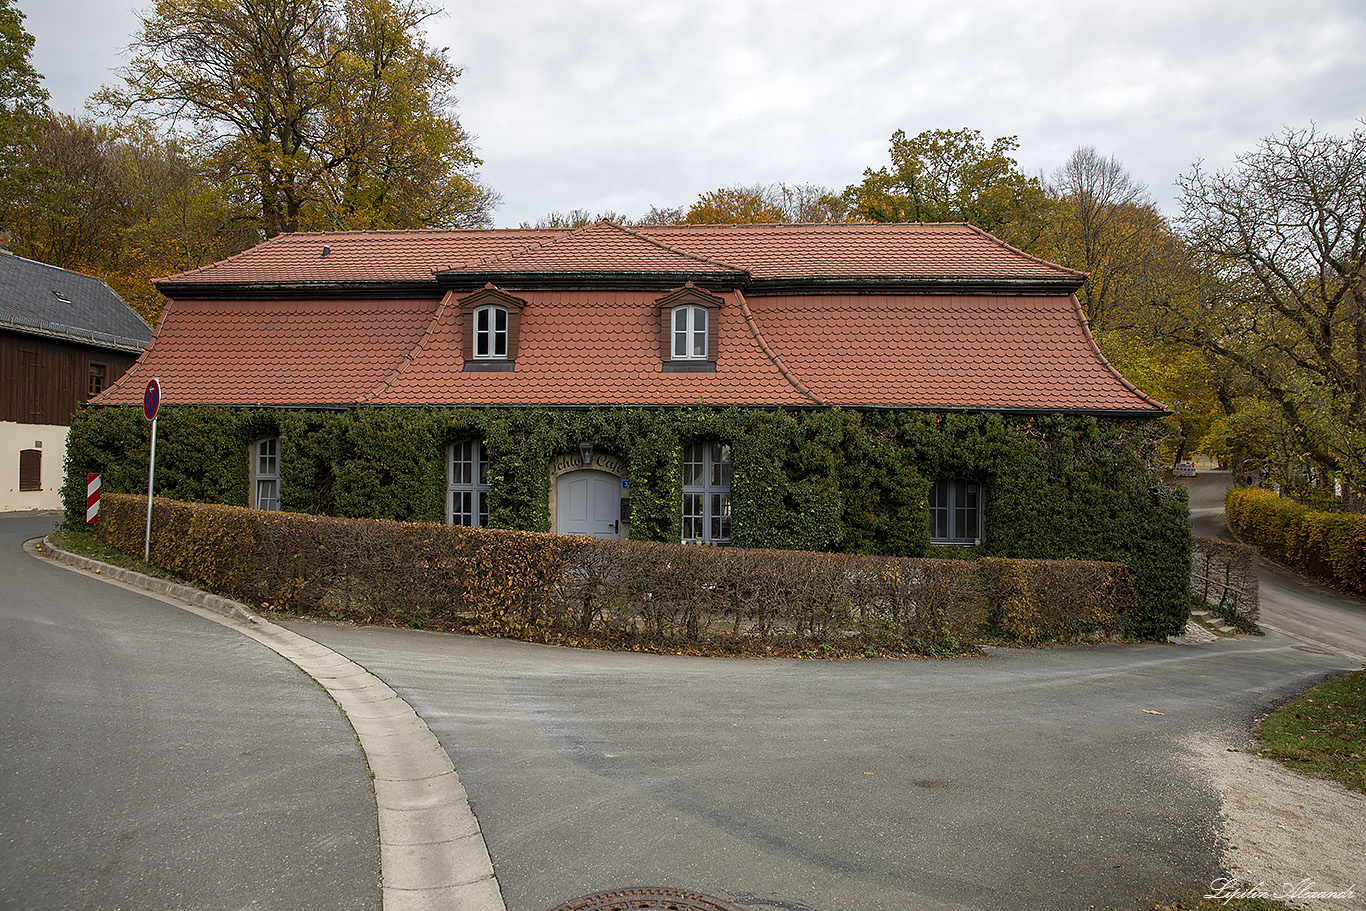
[0,231,11,254]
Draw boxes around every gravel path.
[1187,736,1365,910]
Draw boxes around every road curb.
[29,536,507,911]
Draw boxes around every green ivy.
[65,403,1191,638]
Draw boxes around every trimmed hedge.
[93,493,1141,653]
[1226,487,1366,594]
[64,404,1191,639]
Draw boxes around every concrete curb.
[28,536,507,911]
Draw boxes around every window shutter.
[19,449,41,491]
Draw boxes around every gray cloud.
[20,0,1366,227]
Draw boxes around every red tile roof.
[157,222,1084,289]
[98,298,436,406]
[96,222,1159,414]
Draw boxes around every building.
[1,246,152,510]
[88,220,1165,531]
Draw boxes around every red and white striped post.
[86,473,101,523]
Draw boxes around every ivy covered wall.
[62,404,1191,638]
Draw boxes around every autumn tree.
[1176,123,1366,493]
[2,114,254,321]
[0,0,48,212]
[842,128,1053,250]
[683,182,844,225]
[98,0,496,237]
[1045,146,1171,330]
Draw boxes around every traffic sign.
[143,378,161,421]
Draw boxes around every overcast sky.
[20,0,1366,229]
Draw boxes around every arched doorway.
[554,469,624,539]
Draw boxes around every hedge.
[91,493,1141,654]
[63,404,1191,639]
[1226,487,1366,594]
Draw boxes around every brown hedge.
[94,493,1141,654]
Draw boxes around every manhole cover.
[549,887,744,911]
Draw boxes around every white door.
[555,470,623,539]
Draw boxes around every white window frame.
[672,305,708,360]
[473,305,508,360]
[255,437,280,511]
[448,440,491,527]
[681,442,731,544]
[928,479,981,545]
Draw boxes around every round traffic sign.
[143,378,161,421]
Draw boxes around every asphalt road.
[0,513,379,911]
[1184,471,1366,662]
[290,612,1357,911]
[9,487,1365,911]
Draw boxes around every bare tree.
[1177,123,1366,486]
[1047,146,1168,330]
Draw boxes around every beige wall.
[1,421,69,512]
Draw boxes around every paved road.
[1184,471,1366,662]
[0,513,379,911]
[10,490,1365,911]
[291,617,1356,911]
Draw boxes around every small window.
[681,442,731,544]
[255,437,280,511]
[448,441,491,526]
[929,479,981,544]
[19,449,42,491]
[473,305,508,359]
[673,306,708,359]
[657,284,722,371]
[88,363,107,398]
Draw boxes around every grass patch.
[1256,669,1366,793]
[45,525,187,585]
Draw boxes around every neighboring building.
[1,245,152,510]
[88,221,1165,542]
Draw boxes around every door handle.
[613,520,619,534]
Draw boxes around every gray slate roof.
[0,252,152,353]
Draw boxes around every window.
[929,479,981,545]
[19,449,41,491]
[459,286,524,370]
[255,437,280,511]
[473,305,508,359]
[681,442,731,544]
[657,284,722,371]
[88,363,107,398]
[673,306,708,359]
[448,440,490,527]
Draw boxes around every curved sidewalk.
[29,536,505,911]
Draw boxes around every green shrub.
[1227,487,1366,594]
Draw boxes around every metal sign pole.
[143,378,160,563]
[144,414,157,561]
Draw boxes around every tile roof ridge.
[733,289,824,405]
[360,289,459,403]
[157,233,297,284]
[959,223,1087,279]
[595,219,753,273]
[431,223,601,272]
[1070,293,1168,412]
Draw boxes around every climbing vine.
[63,403,1190,639]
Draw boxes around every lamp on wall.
[579,441,593,465]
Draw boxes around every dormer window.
[474,305,508,359]
[673,306,708,359]
[459,284,524,371]
[657,283,723,372]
